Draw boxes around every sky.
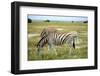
[28,15,88,21]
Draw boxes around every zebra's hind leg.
[69,47,75,55]
[67,42,75,56]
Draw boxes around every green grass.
[28,21,88,61]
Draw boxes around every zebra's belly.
[54,39,64,45]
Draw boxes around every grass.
[28,21,88,61]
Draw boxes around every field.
[28,21,88,60]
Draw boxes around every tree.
[28,18,32,23]
[44,19,50,22]
[83,21,88,23]
[72,21,74,23]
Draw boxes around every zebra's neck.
[37,36,48,47]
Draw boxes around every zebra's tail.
[73,38,75,49]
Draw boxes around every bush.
[83,21,88,23]
[28,18,32,23]
[72,21,74,23]
[44,20,50,22]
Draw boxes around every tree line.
[28,18,88,23]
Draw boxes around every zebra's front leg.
[53,45,57,56]
[37,46,45,59]
[48,44,57,55]
[37,47,44,55]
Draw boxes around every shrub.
[28,18,32,23]
[83,21,88,23]
[44,20,50,22]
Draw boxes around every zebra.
[37,31,78,55]
[40,27,57,38]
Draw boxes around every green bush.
[28,18,32,23]
[44,19,50,22]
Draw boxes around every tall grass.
[28,21,88,61]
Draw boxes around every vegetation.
[44,19,50,22]
[28,18,32,23]
[28,21,88,61]
[83,21,88,23]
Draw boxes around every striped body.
[48,33,72,45]
[37,32,78,54]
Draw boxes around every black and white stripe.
[37,32,78,54]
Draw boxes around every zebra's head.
[37,36,48,53]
